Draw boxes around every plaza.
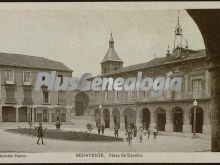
[0,123,210,152]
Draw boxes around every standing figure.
[153,127,157,139]
[101,123,105,135]
[147,127,151,139]
[138,126,143,143]
[97,124,101,135]
[125,126,133,146]
[114,124,119,138]
[133,124,137,137]
[37,123,44,145]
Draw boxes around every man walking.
[153,127,157,139]
[101,123,105,135]
[147,127,151,139]
[37,123,44,145]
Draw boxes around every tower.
[172,10,189,59]
[101,33,123,74]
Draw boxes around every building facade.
[0,53,73,123]
[73,19,211,135]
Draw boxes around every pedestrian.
[97,124,101,135]
[156,124,159,135]
[37,123,44,145]
[138,126,143,143]
[133,124,137,137]
[125,125,133,146]
[101,123,105,135]
[153,127,157,139]
[147,127,151,139]
[114,124,119,138]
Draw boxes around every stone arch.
[123,108,136,129]
[140,108,150,130]
[112,108,120,128]
[155,107,166,131]
[172,106,184,132]
[103,109,110,128]
[75,92,89,116]
[190,106,204,133]
[2,106,16,122]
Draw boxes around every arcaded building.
[73,19,211,134]
[0,53,73,123]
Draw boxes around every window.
[23,88,32,105]
[58,74,63,84]
[23,71,31,84]
[128,91,132,99]
[42,90,50,104]
[5,87,16,103]
[5,70,14,84]
[192,79,202,98]
[58,91,66,105]
[95,91,99,100]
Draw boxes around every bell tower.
[101,33,123,74]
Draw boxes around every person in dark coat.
[97,124,101,135]
[37,123,44,145]
[101,123,105,135]
[114,124,119,138]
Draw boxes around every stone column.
[48,108,52,123]
[203,109,211,135]
[209,55,220,152]
[120,114,125,130]
[183,109,191,133]
[16,107,19,122]
[0,106,2,122]
[110,114,114,129]
[136,109,142,128]
[150,109,156,130]
[165,109,173,132]
[31,108,35,122]
[65,107,71,124]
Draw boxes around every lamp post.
[192,100,198,138]
[99,104,102,125]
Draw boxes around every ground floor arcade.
[89,99,211,134]
[0,105,72,123]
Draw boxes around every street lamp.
[192,100,198,138]
[99,105,102,125]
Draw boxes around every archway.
[18,107,27,122]
[2,106,16,122]
[172,107,183,132]
[123,108,136,129]
[112,109,120,128]
[190,106,203,133]
[94,109,101,126]
[187,9,220,151]
[156,107,166,131]
[103,109,110,128]
[140,108,150,130]
[75,92,89,116]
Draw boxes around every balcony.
[5,97,16,104]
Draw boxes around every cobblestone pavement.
[0,123,211,153]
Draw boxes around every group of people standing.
[96,123,105,135]
[125,123,159,146]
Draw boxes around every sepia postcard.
[0,1,220,163]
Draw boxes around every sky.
[0,3,205,76]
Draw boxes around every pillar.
[0,106,2,122]
[165,109,173,132]
[110,115,114,128]
[16,107,19,122]
[136,109,142,128]
[31,108,35,122]
[48,109,52,123]
[203,105,211,135]
[209,55,220,151]
[149,109,156,130]
[120,114,125,130]
[183,109,191,133]
[184,74,189,99]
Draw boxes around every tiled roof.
[100,48,206,77]
[0,52,73,72]
[101,47,123,63]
